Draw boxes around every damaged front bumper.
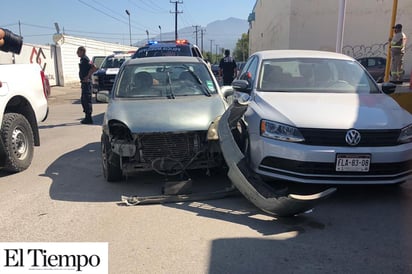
[218,101,336,217]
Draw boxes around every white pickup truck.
[0,63,49,172]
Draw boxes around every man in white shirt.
[390,24,407,83]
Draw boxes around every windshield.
[101,55,131,69]
[114,61,217,98]
[258,58,380,94]
[134,45,192,58]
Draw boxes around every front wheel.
[1,113,34,172]
[101,133,123,182]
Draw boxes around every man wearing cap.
[389,24,407,83]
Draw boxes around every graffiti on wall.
[29,47,47,71]
[29,46,55,81]
[343,42,412,59]
[342,42,389,59]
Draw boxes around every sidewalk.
[390,82,412,114]
[51,84,80,96]
[394,82,412,93]
[49,84,82,105]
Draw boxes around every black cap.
[393,24,402,29]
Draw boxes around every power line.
[0,22,19,28]
[77,0,128,25]
[130,0,168,13]
[77,0,155,34]
[21,22,55,30]
[179,2,197,27]
[144,0,169,12]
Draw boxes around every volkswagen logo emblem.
[345,129,361,146]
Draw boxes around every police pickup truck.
[92,51,134,95]
[132,39,205,60]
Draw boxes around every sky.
[1,0,256,45]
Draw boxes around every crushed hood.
[106,95,226,133]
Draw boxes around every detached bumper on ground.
[218,102,336,217]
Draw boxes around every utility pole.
[125,10,131,46]
[18,20,22,36]
[170,0,183,40]
[335,0,346,53]
[384,0,399,82]
[200,28,206,53]
[192,25,200,45]
[215,44,219,64]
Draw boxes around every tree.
[233,33,249,62]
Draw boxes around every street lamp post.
[125,9,131,46]
[146,30,149,43]
[159,25,162,41]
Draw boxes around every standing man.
[219,49,237,86]
[390,24,407,83]
[77,46,97,124]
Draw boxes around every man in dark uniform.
[219,49,237,86]
[77,46,97,124]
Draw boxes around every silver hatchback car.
[231,50,412,185]
[101,56,226,182]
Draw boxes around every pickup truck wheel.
[101,133,123,182]
[1,113,34,172]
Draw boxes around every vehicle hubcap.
[11,127,28,160]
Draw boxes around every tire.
[1,113,34,172]
[101,133,123,182]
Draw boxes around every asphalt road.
[0,86,411,274]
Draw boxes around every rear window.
[101,55,131,69]
[133,45,192,58]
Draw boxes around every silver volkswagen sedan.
[101,56,226,182]
[231,50,412,185]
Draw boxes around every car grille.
[299,128,401,147]
[260,156,412,180]
[99,75,116,91]
[138,132,204,162]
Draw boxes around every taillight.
[40,70,50,99]
[92,74,99,85]
[176,39,188,45]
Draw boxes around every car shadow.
[42,140,412,235]
[44,142,234,204]
[45,142,174,203]
[205,183,412,272]
[43,141,330,234]
[38,113,105,129]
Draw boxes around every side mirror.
[221,86,234,98]
[232,79,251,94]
[96,90,110,103]
[381,82,397,94]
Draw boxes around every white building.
[52,34,136,85]
[0,34,137,86]
[248,0,411,79]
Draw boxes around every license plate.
[336,154,370,172]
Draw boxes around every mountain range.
[136,17,249,53]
